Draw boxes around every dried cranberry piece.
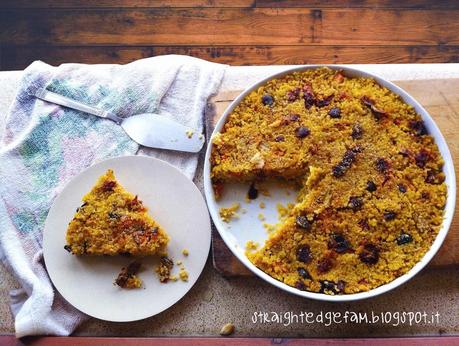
[383,211,397,221]
[375,158,390,173]
[328,234,351,253]
[289,114,300,121]
[348,196,363,211]
[358,219,370,230]
[317,257,334,273]
[398,184,407,193]
[370,106,386,120]
[275,135,285,142]
[336,280,345,293]
[316,95,334,108]
[415,150,430,168]
[359,244,379,265]
[296,216,312,230]
[319,281,334,294]
[361,96,374,108]
[328,107,341,119]
[101,180,116,192]
[248,182,258,200]
[287,88,301,102]
[366,181,377,192]
[115,260,142,288]
[332,164,345,178]
[397,233,413,245]
[332,147,361,178]
[409,120,428,136]
[425,170,444,184]
[261,94,274,106]
[296,126,310,138]
[297,245,312,263]
[297,267,312,280]
[399,149,410,157]
[319,280,345,294]
[334,71,345,83]
[295,281,307,291]
[361,96,386,119]
[303,85,316,109]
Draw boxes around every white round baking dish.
[203,65,456,302]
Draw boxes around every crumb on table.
[220,323,235,336]
[182,249,189,256]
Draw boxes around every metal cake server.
[34,88,205,153]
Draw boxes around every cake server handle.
[34,88,123,125]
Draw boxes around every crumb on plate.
[219,203,240,222]
[245,240,259,252]
[179,268,189,282]
[186,129,194,138]
[155,256,174,283]
[115,261,142,289]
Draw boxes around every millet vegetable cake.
[210,67,447,295]
[65,169,169,256]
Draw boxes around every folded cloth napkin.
[0,55,227,337]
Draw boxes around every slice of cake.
[65,169,169,256]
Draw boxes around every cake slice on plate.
[65,169,169,256]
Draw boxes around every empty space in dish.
[215,181,298,256]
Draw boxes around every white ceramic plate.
[43,155,211,321]
[204,65,456,302]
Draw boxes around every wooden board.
[205,78,459,277]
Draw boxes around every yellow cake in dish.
[211,67,447,295]
[65,169,169,256]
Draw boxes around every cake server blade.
[121,113,204,153]
[33,88,205,153]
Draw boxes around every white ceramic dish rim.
[203,64,456,302]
